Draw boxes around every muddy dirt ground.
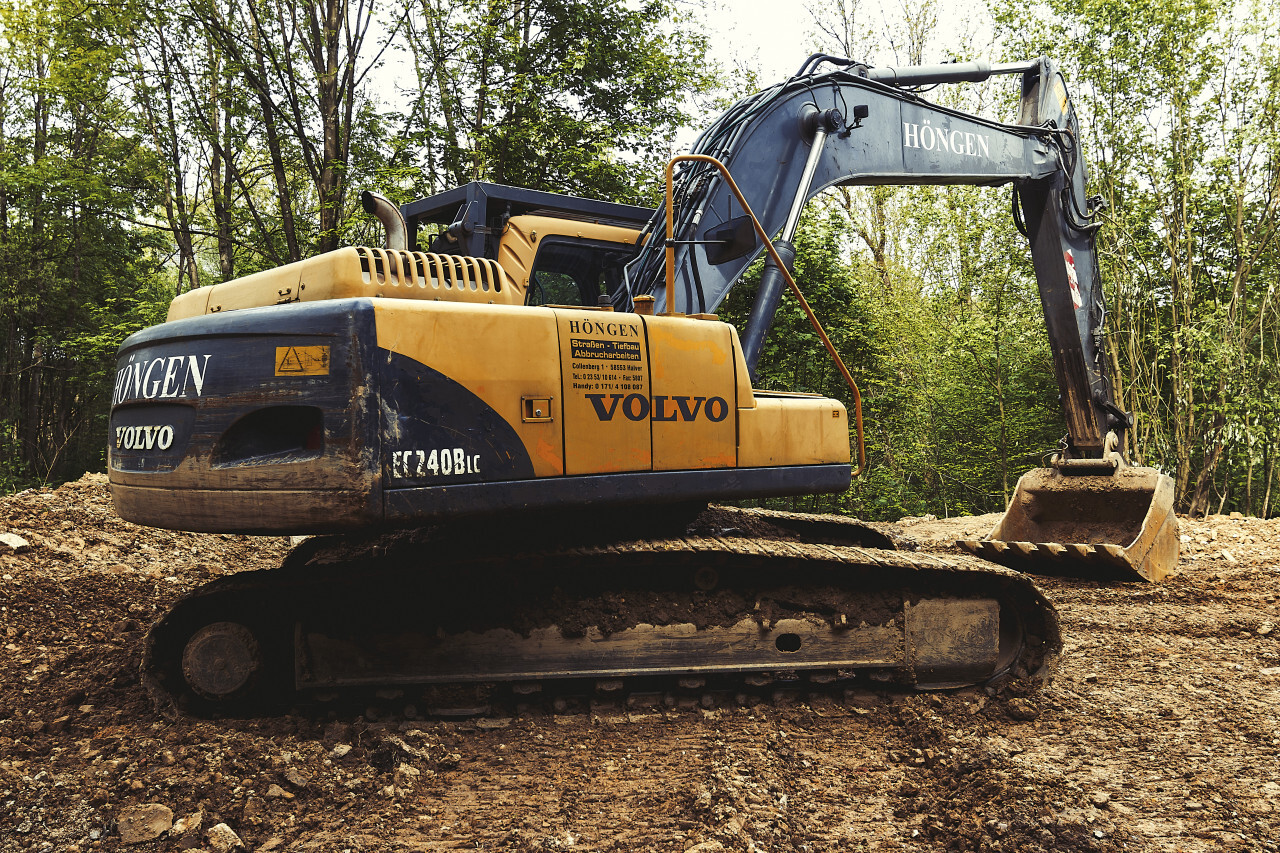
[1,474,1277,852]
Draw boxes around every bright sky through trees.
[700,0,993,80]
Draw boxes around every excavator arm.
[623,56,1116,460]
[621,56,1177,581]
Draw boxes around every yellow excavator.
[109,55,1175,715]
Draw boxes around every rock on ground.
[206,822,244,852]
[115,803,173,844]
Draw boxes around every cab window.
[526,239,633,307]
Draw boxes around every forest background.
[1,0,1277,520]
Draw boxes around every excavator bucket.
[959,466,1179,582]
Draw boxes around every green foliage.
[7,0,1278,527]
[0,0,170,489]
[0,0,718,491]
[718,192,1062,522]
[720,209,874,399]
[993,0,1280,515]
[402,0,716,204]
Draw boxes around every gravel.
[1,474,1277,851]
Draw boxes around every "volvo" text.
[115,424,175,451]
[586,394,729,423]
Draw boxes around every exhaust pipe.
[360,191,408,251]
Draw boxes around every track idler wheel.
[181,621,264,702]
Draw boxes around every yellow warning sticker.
[275,346,330,376]
[1053,77,1070,116]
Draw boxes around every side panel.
[110,297,853,534]
[376,351,537,488]
[644,315,737,470]
[556,309,652,475]
[739,395,850,468]
[373,301,564,478]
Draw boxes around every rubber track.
[142,511,1061,719]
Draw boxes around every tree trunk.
[250,20,302,263]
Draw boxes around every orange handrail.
[663,154,866,476]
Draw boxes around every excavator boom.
[617,55,1177,581]
[627,58,1111,451]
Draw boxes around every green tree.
[994,0,1280,515]
[402,0,715,203]
[0,0,168,489]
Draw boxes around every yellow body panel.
[372,298,850,480]
[645,314,737,469]
[729,325,757,411]
[556,310,652,474]
[374,301,565,477]
[168,248,517,322]
[738,393,850,468]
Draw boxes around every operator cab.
[404,181,653,307]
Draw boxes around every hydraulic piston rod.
[741,106,842,378]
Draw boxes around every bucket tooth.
[1100,543,1127,559]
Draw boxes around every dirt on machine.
[108,54,1176,717]
[142,507,1060,717]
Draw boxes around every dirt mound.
[1,475,1278,852]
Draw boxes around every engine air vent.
[355,247,505,295]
